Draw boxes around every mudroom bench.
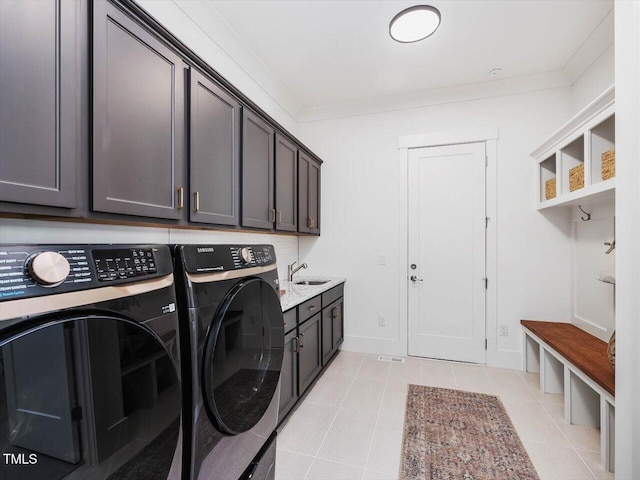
[520,320,615,473]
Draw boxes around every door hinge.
[483,277,488,289]
[485,217,489,228]
[485,155,488,167]
[485,339,488,350]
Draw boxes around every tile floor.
[275,351,614,480]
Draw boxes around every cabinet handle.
[177,187,184,210]
[277,210,282,224]
[331,307,337,319]
[193,191,200,212]
[299,332,304,348]
[293,337,300,353]
[308,217,312,229]
[270,208,276,223]
[308,305,317,311]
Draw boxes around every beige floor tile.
[542,403,601,452]
[342,378,386,414]
[275,449,314,480]
[388,357,421,385]
[577,449,615,480]
[363,470,397,480]
[379,381,409,418]
[357,357,391,381]
[420,360,457,389]
[317,408,378,467]
[306,372,354,407]
[487,368,538,402]
[451,363,494,394]
[305,458,364,480]
[365,415,404,475]
[501,399,571,448]
[278,402,338,456]
[520,371,565,405]
[525,441,597,480]
[328,351,367,377]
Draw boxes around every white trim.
[398,130,500,367]
[398,128,499,150]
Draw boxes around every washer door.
[202,278,284,435]
[0,315,181,480]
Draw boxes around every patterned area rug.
[400,385,539,480]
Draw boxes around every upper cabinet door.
[0,0,81,208]
[93,0,185,219]
[274,134,298,232]
[190,69,241,226]
[308,159,321,235]
[298,151,321,235]
[242,110,274,229]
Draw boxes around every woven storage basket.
[569,164,584,192]
[607,331,615,371]
[602,149,615,180]
[544,178,556,200]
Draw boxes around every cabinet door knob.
[177,187,184,210]
[193,191,200,212]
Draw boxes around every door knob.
[410,275,423,282]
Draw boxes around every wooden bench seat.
[520,320,614,396]
[520,319,615,472]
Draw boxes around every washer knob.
[239,247,252,265]
[27,251,70,286]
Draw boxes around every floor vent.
[378,355,405,363]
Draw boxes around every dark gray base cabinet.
[322,298,344,365]
[93,0,185,220]
[0,0,82,208]
[298,313,322,394]
[278,329,299,421]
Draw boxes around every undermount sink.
[295,280,330,286]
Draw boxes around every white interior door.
[408,142,487,364]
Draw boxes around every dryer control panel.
[0,244,173,301]
[180,244,277,274]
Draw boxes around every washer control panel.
[93,248,157,282]
[0,245,171,301]
[181,244,276,273]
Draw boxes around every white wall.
[613,1,640,477]
[298,87,574,369]
[572,44,615,114]
[0,218,298,284]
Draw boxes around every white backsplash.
[0,218,298,284]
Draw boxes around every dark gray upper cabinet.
[0,0,81,208]
[298,151,321,235]
[190,69,241,226]
[242,110,275,229]
[93,0,185,219]
[274,134,298,232]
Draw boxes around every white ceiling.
[206,0,613,110]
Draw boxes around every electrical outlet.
[378,315,385,326]
[378,255,386,265]
[499,325,509,336]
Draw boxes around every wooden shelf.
[532,86,615,209]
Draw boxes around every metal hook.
[578,205,591,221]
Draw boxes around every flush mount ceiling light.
[389,5,441,43]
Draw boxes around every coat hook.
[578,205,591,221]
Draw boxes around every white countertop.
[280,276,346,312]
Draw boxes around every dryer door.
[202,278,284,435]
[0,316,181,480]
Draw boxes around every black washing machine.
[173,245,284,480]
[0,244,183,480]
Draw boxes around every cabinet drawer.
[298,295,321,323]
[322,284,344,308]
[283,308,296,334]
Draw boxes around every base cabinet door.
[321,307,333,366]
[298,313,322,394]
[278,329,298,421]
[93,0,185,219]
[331,298,344,349]
[0,0,81,208]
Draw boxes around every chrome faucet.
[287,261,308,282]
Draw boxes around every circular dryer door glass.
[203,278,285,435]
[0,316,181,480]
